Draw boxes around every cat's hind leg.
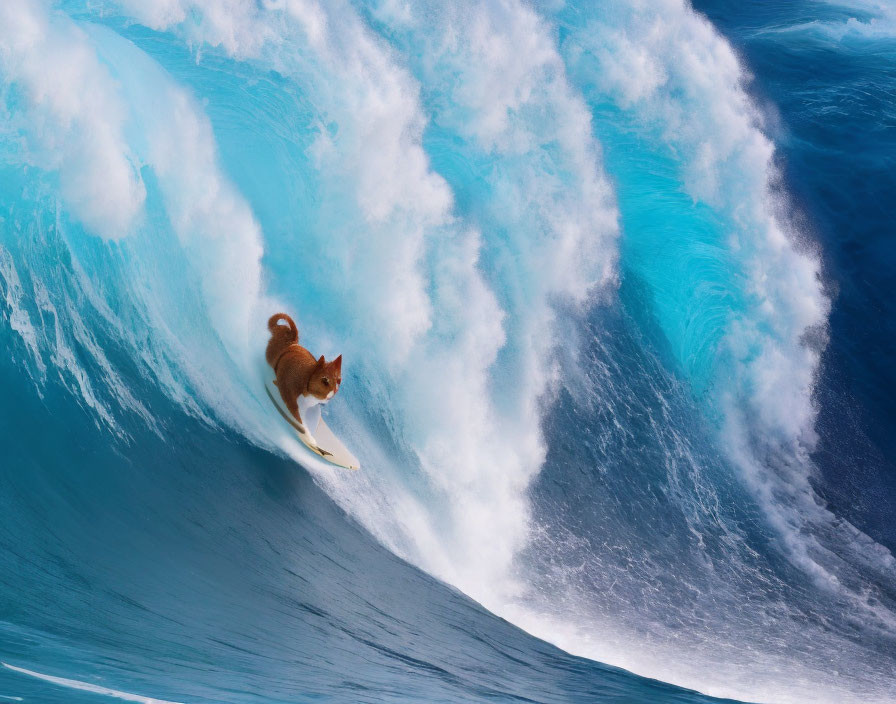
[280,388,304,428]
[278,385,327,455]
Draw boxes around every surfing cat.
[266,313,342,449]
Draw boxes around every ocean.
[0,1,894,703]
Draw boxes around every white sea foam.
[356,0,621,602]
[571,0,894,624]
[557,0,829,565]
[103,0,618,606]
[0,245,45,380]
[506,0,896,701]
[794,0,896,39]
[3,2,893,703]
[0,0,145,240]
[30,275,121,432]
[20,263,154,438]
[87,3,896,701]
[2,662,181,704]
[0,1,270,437]
[127,56,265,384]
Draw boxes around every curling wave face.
[0,1,894,703]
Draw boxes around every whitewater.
[1,1,894,703]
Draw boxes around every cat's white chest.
[298,393,330,444]
[298,393,326,417]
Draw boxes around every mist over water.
[1,1,894,703]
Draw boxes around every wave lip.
[87,0,622,610]
[0,0,145,238]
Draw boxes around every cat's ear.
[317,354,325,368]
[333,354,342,371]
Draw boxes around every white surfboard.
[264,380,360,471]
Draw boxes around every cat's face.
[308,354,342,400]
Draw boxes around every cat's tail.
[268,313,299,343]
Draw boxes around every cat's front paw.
[305,435,332,457]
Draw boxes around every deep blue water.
[0,330,742,704]
[1,1,895,703]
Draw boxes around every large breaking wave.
[1,1,894,703]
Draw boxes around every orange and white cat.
[266,313,342,449]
